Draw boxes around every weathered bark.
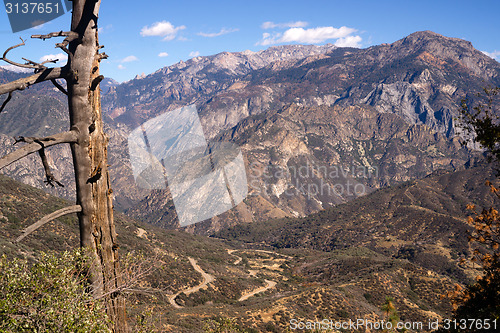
[67,1,127,331]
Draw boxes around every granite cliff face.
[0,31,498,232]
[127,102,473,234]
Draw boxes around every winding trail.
[168,250,284,308]
[253,249,293,259]
[227,248,281,301]
[227,249,242,265]
[168,257,215,308]
[238,279,277,301]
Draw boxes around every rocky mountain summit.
[102,44,338,125]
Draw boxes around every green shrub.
[0,250,111,332]
[203,317,246,333]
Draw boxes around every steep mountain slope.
[102,44,337,126]
[127,102,474,233]
[216,164,498,282]
[196,31,499,140]
[110,31,495,232]
[0,174,466,332]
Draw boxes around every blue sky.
[1,0,499,82]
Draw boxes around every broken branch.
[0,91,12,113]
[37,143,64,187]
[31,31,76,40]
[0,131,77,169]
[96,52,108,62]
[16,205,82,242]
[51,79,68,95]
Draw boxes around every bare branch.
[0,38,54,71]
[0,91,12,113]
[16,205,82,242]
[96,52,108,62]
[13,135,55,145]
[22,57,57,68]
[0,38,36,70]
[51,79,68,95]
[0,131,77,169]
[31,31,76,40]
[32,31,79,59]
[90,75,104,91]
[37,144,64,187]
[0,66,68,95]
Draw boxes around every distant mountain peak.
[144,44,338,81]
[399,30,474,49]
[407,30,442,38]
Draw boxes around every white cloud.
[140,21,186,41]
[482,50,500,60]
[258,26,361,47]
[31,21,46,30]
[39,53,68,63]
[120,55,139,63]
[98,24,113,34]
[334,35,363,48]
[158,52,169,57]
[189,51,200,57]
[261,21,308,29]
[281,26,356,43]
[117,64,126,70]
[258,32,280,45]
[197,28,238,37]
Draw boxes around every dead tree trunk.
[68,1,127,331]
[0,0,127,331]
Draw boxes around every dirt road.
[168,257,215,308]
[238,279,277,301]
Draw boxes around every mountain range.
[0,31,498,233]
